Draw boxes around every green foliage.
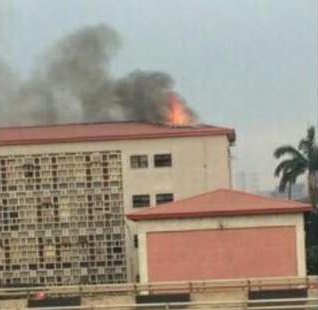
[273,126,318,206]
[274,127,318,274]
[305,211,318,274]
[307,245,318,275]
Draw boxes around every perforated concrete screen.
[0,150,127,286]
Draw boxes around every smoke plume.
[0,24,197,126]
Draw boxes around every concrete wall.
[0,298,26,310]
[191,289,247,303]
[82,294,135,308]
[137,213,306,283]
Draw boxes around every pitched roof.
[126,188,312,221]
[0,121,235,146]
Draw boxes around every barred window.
[132,195,150,208]
[154,154,172,167]
[156,193,174,205]
[130,155,148,168]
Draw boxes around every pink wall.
[147,226,297,282]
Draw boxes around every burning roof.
[167,92,196,126]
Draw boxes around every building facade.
[0,122,235,286]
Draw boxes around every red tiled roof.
[126,188,312,221]
[0,122,235,146]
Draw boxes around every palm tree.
[274,163,301,199]
[274,126,318,207]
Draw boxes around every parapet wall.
[0,276,317,309]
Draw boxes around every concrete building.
[127,188,311,283]
[0,121,235,286]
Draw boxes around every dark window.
[130,155,148,168]
[136,293,190,304]
[249,289,307,299]
[28,296,81,308]
[62,262,71,268]
[23,163,34,178]
[154,154,172,167]
[132,195,150,208]
[113,247,122,253]
[133,235,138,248]
[109,153,119,159]
[156,193,174,205]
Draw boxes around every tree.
[307,245,318,274]
[274,158,302,199]
[274,127,318,275]
[274,126,318,207]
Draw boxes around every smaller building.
[127,189,311,283]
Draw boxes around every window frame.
[132,194,150,208]
[156,193,174,205]
[130,155,148,169]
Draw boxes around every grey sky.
[1,0,317,191]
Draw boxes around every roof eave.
[0,128,236,146]
[126,206,312,222]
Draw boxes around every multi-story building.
[0,121,235,286]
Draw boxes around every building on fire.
[0,121,235,286]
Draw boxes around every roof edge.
[126,206,312,221]
[126,188,312,218]
[0,125,235,146]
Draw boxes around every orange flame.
[167,93,193,126]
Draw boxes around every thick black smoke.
[115,71,173,122]
[0,24,196,126]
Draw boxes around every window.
[132,195,150,208]
[23,163,34,178]
[133,235,138,248]
[130,155,148,168]
[156,193,174,205]
[154,154,172,167]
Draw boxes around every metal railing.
[20,297,318,310]
[1,276,317,299]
